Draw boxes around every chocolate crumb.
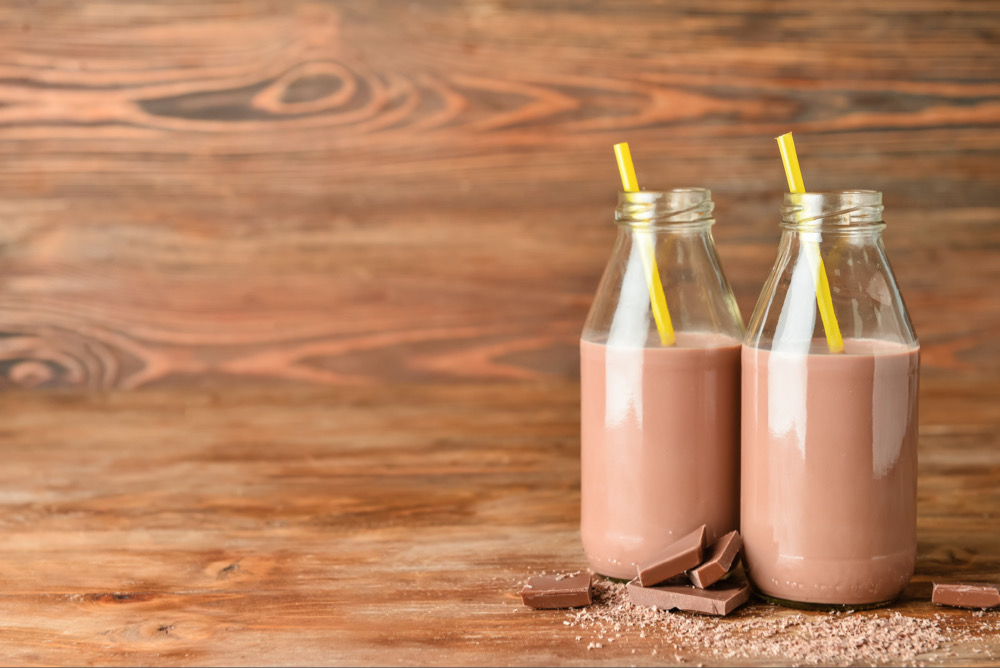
[562,579,997,665]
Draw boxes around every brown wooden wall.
[1,1,997,390]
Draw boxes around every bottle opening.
[781,190,884,230]
[616,188,714,227]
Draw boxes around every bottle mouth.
[780,190,885,230]
[616,188,715,228]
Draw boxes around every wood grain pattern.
[0,1,997,388]
[0,3,998,666]
[0,380,995,666]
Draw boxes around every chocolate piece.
[627,580,751,616]
[932,582,1000,609]
[520,572,592,609]
[636,525,707,587]
[688,530,742,589]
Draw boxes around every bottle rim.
[616,188,715,228]
[780,190,885,230]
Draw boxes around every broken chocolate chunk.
[932,582,1000,609]
[636,525,706,587]
[628,579,751,616]
[688,530,742,589]
[520,572,592,609]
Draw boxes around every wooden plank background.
[1,4,999,666]
[0,0,997,391]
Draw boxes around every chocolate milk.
[741,340,919,605]
[580,333,741,579]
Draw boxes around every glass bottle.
[742,190,919,608]
[580,188,744,580]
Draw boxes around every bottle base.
[752,590,898,611]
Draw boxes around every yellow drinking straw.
[613,142,676,346]
[776,132,844,353]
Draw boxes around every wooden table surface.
[1,1,999,666]
[0,381,997,666]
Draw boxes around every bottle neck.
[584,186,743,345]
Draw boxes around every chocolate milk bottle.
[581,189,743,579]
[742,191,919,607]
